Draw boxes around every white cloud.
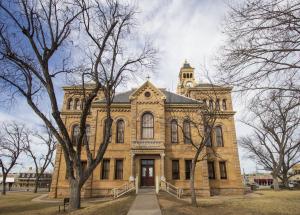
[0,0,256,173]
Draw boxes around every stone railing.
[131,140,165,149]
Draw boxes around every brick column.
[129,152,135,181]
[160,153,166,181]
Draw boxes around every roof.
[97,89,200,104]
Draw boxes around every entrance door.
[141,159,155,186]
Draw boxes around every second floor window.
[219,161,227,179]
[172,160,180,180]
[183,120,191,144]
[83,125,91,145]
[101,159,110,179]
[205,126,212,147]
[142,112,154,139]
[72,125,80,145]
[171,119,178,143]
[116,119,125,143]
[207,161,215,179]
[215,126,224,147]
[72,124,90,145]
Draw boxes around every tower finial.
[146,74,150,81]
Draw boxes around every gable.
[129,81,166,102]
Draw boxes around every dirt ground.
[158,190,300,215]
[0,192,135,215]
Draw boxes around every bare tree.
[217,0,300,93]
[0,121,26,195]
[0,0,154,210]
[24,125,56,193]
[240,90,300,190]
[173,91,219,207]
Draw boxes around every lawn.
[0,192,135,215]
[158,190,300,215]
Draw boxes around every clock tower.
[177,60,196,95]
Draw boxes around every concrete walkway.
[127,189,162,215]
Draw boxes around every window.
[222,99,227,110]
[215,126,224,147]
[183,74,186,78]
[101,159,110,179]
[219,161,227,179]
[83,125,90,145]
[190,73,193,78]
[209,100,213,110]
[67,98,73,110]
[203,99,207,107]
[205,126,212,147]
[183,120,191,144]
[172,160,180,180]
[142,112,154,139]
[72,125,80,145]
[73,124,90,145]
[185,160,192,180]
[75,98,81,110]
[81,99,85,110]
[207,161,215,179]
[171,119,178,143]
[115,159,123,180]
[116,119,125,143]
[103,119,112,142]
[216,99,220,110]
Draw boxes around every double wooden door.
[141,159,154,186]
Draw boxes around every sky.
[0,0,257,174]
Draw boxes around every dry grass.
[158,190,300,215]
[0,192,135,215]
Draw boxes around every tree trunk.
[2,175,6,195]
[282,171,289,189]
[190,160,197,207]
[272,176,279,191]
[33,176,39,193]
[69,179,82,211]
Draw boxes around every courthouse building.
[49,61,243,198]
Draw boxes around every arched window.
[83,125,90,145]
[67,98,73,110]
[209,100,214,110]
[81,99,85,110]
[103,119,112,143]
[73,124,90,145]
[214,126,224,147]
[183,74,186,78]
[171,119,178,143]
[190,73,193,78]
[72,125,80,145]
[216,99,220,110]
[183,120,191,144]
[116,119,125,143]
[205,126,212,147]
[142,112,154,139]
[222,99,227,110]
[75,98,80,110]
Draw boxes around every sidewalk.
[127,189,162,215]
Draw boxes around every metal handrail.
[160,179,183,199]
[112,181,135,199]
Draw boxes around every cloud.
[0,0,256,173]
